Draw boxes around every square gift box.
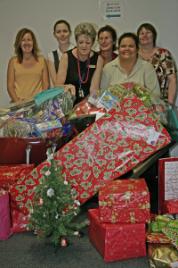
[88,208,146,262]
[99,178,150,224]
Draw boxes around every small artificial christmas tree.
[29,148,87,247]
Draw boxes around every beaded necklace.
[77,52,90,98]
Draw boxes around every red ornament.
[60,237,68,247]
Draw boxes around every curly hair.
[74,22,96,44]
[14,28,40,63]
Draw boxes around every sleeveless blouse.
[65,49,98,104]
[12,56,46,100]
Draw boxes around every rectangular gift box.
[158,157,178,214]
[88,208,146,262]
[55,96,171,205]
[99,179,150,223]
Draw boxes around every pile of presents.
[88,177,178,266]
[0,83,178,266]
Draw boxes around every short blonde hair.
[74,22,96,44]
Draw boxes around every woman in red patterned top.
[137,23,177,105]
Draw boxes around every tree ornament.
[60,237,68,247]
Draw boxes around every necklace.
[77,52,90,98]
[77,54,90,84]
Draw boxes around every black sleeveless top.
[65,49,98,104]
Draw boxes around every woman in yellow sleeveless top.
[7,28,49,103]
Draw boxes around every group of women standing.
[7,20,177,108]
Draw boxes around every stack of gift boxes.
[88,178,150,262]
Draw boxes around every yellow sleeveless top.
[12,56,46,100]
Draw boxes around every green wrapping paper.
[149,215,178,249]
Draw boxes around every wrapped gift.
[9,162,50,215]
[146,232,171,244]
[11,209,30,233]
[55,95,170,205]
[0,189,11,240]
[88,208,146,262]
[99,179,150,223]
[165,200,178,214]
[0,164,34,191]
[10,95,171,215]
[158,157,178,214]
[148,243,178,268]
[149,215,178,250]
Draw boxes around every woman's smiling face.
[20,32,34,53]
[119,37,138,60]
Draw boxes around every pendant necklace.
[77,53,90,98]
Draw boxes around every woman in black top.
[55,22,103,105]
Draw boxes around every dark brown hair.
[53,19,71,33]
[137,23,157,46]
[98,25,117,51]
[118,32,139,49]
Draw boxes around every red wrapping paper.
[146,232,171,244]
[72,98,106,117]
[158,157,178,214]
[10,95,171,215]
[99,179,150,223]
[9,162,49,215]
[88,208,146,262]
[164,200,178,214]
[11,209,30,233]
[0,164,34,191]
[55,96,170,204]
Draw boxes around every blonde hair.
[74,22,96,44]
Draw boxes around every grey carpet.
[0,227,149,268]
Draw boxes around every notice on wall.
[99,0,122,20]
[165,160,178,200]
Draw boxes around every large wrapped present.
[0,164,34,191]
[88,208,146,262]
[0,189,11,240]
[158,157,178,214]
[99,178,150,223]
[55,95,170,204]
[10,94,171,215]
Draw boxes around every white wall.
[0,0,178,107]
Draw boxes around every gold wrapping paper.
[148,244,178,268]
